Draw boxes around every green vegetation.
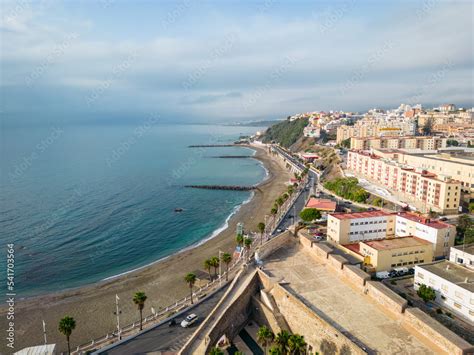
[469,202,474,213]
[204,259,213,280]
[221,252,232,281]
[58,316,76,355]
[210,256,220,277]
[338,138,351,148]
[257,222,266,245]
[133,291,148,330]
[184,273,197,304]
[447,139,459,147]
[421,117,434,135]
[299,208,321,222]
[208,347,224,355]
[257,327,307,354]
[456,214,474,245]
[417,284,436,303]
[262,118,309,148]
[324,177,369,203]
[257,325,274,354]
[236,233,244,247]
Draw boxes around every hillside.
[262,118,309,148]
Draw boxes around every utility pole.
[115,294,122,340]
[42,320,47,344]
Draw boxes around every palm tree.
[257,325,274,354]
[184,272,197,304]
[275,330,291,354]
[204,259,213,281]
[257,222,265,245]
[288,334,306,354]
[221,252,232,281]
[208,347,224,355]
[235,233,244,247]
[244,237,252,260]
[133,291,147,331]
[58,316,76,355]
[210,256,220,278]
[269,346,283,355]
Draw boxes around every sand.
[0,145,291,353]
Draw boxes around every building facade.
[347,150,462,214]
[414,261,474,324]
[350,136,447,151]
[449,244,474,270]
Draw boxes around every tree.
[464,227,474,244]
[184,273,197,304]
[269,346,283,355]
[287,185,294,195]
[204,259,213,281]
[271,206,278,215]
[299,208,321,222]
[276,196,285,206]
[236,233,244,247]
[417,284,436,303]
[469,202,474,213]
[257,325,274,354]
[275,330,291,354]
[458,214,472,232]
[221,252,232,281]
[210,256,220,278]
[208,347,224,355]
[447,139,459,147]
[58,316,76,355]
[133,291,147,330]
[257,222,266,245]
[288,334,307,354]
[421,117,433,135]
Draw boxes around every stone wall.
[365,281,407,315]
[251,296,282,334]
[403,308,474,355]
[257,231,293,260]
[298,235,474,355]
[258,270,366,355]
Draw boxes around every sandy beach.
[1,145,291,353]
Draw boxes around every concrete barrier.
[258,231,293,260]
[365,281,407,315]
[403,308,474,355]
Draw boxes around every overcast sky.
[1,0,473,126]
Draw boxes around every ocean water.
[0,123,266,297]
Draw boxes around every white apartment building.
[328,211,455,258]
[414,261,474,324]
[449,244,474,270]
[395,213,456,258]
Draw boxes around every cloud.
[1,0,472,125]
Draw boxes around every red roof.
[396,212,452,230]
[330,210,392,220]
[306,198,336,211]
[343,243,361,255]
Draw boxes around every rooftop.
[362,236,431,251]
[396,212,452,230]
[417,260,474,293]
[330,210,392,220]
[305,198,336,211]
[451,243,474,256]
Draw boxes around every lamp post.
[219,250,223,286]
[42,320,47,345]
[114,294,122,340]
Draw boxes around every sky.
[1,0,473,126]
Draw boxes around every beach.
[1,145,291,353]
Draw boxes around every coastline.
[1,144,291,353]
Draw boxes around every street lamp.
[219,250,223,286]
[114,294,122,339]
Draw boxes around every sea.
[0,123,267,297]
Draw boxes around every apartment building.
[389,149,474,205]
[395,213,456,258]
[327,211,395,244]
[449,244,474,269]
[344,236,434,272]
[414,261,474,323]
[336,119,416,143]
[347,150,461,214]
[350,136,447,151]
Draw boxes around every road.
[98,287,227,355]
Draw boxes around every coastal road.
[98,287,227,355]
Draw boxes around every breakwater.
[188,144,236,148]
[184,185,257,191]
[211,155,251,159]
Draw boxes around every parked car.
[276,228,283,233]
[181,314,198,328]
[376,271,390,279]
[367,207,375,211]
[439,217,448,221]
[313,236,323,241]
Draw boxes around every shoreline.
[1,144,292,353]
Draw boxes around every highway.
[97,287,227,355]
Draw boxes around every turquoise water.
[0,124,266,297]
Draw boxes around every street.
[98,287,227,355]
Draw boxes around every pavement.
[99,287,228,355]
[263,243,445,354]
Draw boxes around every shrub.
[417,284,436,303]
[323,177,369,203]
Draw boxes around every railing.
[73,259,244,354]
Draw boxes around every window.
[455,291,464,300]
[454,302,462,309]
[441,284,448,292]
[391,264,396,267]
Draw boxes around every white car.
[180,313,198,328]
